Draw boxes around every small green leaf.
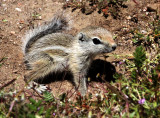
[2,19,8,22]
[129,112,136,118]
[43,91,54,102]
[35,100,42,107]
[132,39,138,43]
[133,46,146,70]
[131,69,137,79]
[29,98,36,104]
[38,106,44,115]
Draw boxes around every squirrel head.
[76,26,117,55]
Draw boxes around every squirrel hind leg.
[24,56,55,83]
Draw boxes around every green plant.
[32,12,41,19]
[43,91,54,102]
[133,46,146,73]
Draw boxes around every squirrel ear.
[78,33,85,42]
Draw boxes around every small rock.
[15,8,22,12]
[10,31,15,35]
[127,40,132,45]
[38,16,42,19]
[143,7,147,12]
[146,12,149,15]
[126,16,131,20]
[140,30,147,34]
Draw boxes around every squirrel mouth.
[102,50,110,53]
[102,48,113,53]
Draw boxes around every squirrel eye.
[92,38,101,45]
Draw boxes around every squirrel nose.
[112,44,117,51]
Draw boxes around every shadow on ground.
[35,59,116,84]
[88,59,116,82]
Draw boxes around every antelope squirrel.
[23,13,117,96]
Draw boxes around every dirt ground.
[0,0,159,98]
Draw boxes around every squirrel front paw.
[79,88,87,96]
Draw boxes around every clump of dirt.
[0,0,159,98]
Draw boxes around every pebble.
[143,7,147,12]
[146,12,149,15]
[38,16,42,19]
[15,8,22,12]
[126,16,131,20]
[140,30,147,34]
[10,31,15,35]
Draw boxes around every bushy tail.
[23,12,70,54]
